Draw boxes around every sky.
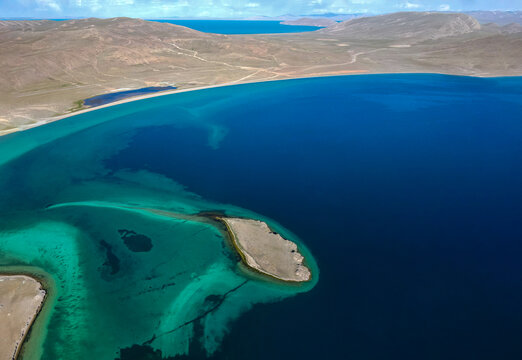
[1,0,521,19]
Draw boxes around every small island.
[219,217,311,282]
[0,275,46,360]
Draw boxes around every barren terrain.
[0,275,45,360]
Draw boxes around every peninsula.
[219,217,311,282]
[0,275,46,360]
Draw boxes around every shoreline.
[0,72,364,137]
[0,71,512,138]
[0,273,48,360]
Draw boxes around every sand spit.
[219,217,311,282]
[0,275,46,360]
[47,201,313,283]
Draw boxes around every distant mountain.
[466,11,522,26]
[248,13,364,22]
[321,12,481,41]
[245,15,282,20]
[301,13,367,21]
[281,18,337,27]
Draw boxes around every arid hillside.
[1,12,521,134]
[321,12,481,40]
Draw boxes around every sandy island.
[219,217,311,282]
[0,275,46,360]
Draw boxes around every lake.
[83,86,177,107]
[1,74,522,359]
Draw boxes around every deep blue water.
[149,20,323,34]
[105,74,522,359]
[83,86,176,107]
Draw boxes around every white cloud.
[439,3,450,11]
[399,2,421,9]
[245,2,259,7]
[73,0,103,12]
[36,0,61,11]
[113,0,135,5]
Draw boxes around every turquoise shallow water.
[0,79,318,359]
[1,74,522,359]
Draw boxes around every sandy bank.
[219,217,311,282]
[0,275,46,360]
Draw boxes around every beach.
[0,72,366,138]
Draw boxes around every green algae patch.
[68,100,85,113]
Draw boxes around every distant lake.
[0,19,323,35]
[1,75,522,359]
[83,86,176,107]
[149,20,323,34]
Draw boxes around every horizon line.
[1,9,521,21]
